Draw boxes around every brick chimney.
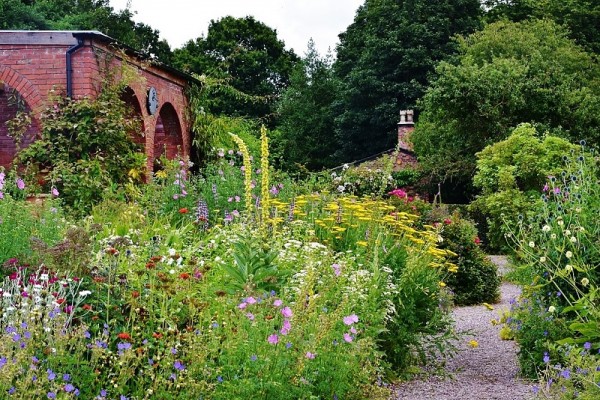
[397,109,414,151]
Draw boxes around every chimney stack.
[397,109,414,151]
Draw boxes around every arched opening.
[153,102,183,168]
[0,84,39,169]
[119,86,145,148]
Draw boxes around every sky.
[108,0,364,56]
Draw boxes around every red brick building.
[0,31,195,174]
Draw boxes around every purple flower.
[561,369,571,379]
[171,347,177,355]
[268,334,279,345]
[343,314,359,325]
[47,369,56,381]
[285,342,292,349]
[250,354,257,361]
[543,353,550,363]
[63,374,70,382]
[16,178,25,190]
[174,360,185,371]
[217,376,224,383]
[8,387,15,394]
[51,187,59,197]
[47,392,56,399]
[64,384,75,393]
[281,307,293,318]
[117,342,131,351]
[246,312,255,321]
[584,342,592,350]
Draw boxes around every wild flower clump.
[504,143,600,394]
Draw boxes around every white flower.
[570,236,577,243]
[551,234,557,240]
[540,257,546,263]
[581,277,590,287]
[168,248,177,256]
[557,220,564,226]
[169,269,175,275]
[542,225,551,232]
[565,230,571,236]
[337,185,345,193]
[548,306,556,313]
[528,241,535,248]
[566,251,573,259]
[565,264,573,273]
[78,290,92,297]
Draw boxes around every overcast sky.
[108,0,364,56]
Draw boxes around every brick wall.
[0,31,192,175]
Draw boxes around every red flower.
[82,304,92,311]
[56,298,65,305]
[443,218,452,225]
[152,332,163,339]
[132,290,140,298]
[179,208,189,214]
[117,332,131,341]
[179,273,190,280]
[474,237,482,245]
[145,262,156,270]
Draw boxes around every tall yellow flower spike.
[260,125,270,227]
[229,133,253,215]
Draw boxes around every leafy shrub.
[16,81,146,216]
[471,123,577,251]
[432,210,500,306]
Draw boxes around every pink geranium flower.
[281,307,293,318]
[267,334,279,345]
[343,314,359,326]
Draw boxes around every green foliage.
[471,124,577,250]
[221,235,283,293]
[332,0,482,163]
[173,16,299,124]
[483,0,600,54]
[434,211,500,306]
[504,144,600,384]
[276,40,338,170]
[17,82,145,215]
[412,20,600,194]
[0,193,65,272]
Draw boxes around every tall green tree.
[332,0,482,163]
[483,0,600,54]
[276,40,338,171]
[173,16,299,124]
[0,0,172,62]
[411,19,600,199]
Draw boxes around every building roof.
[0,30,199,85]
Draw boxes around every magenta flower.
[16,178,25,190]
[238,302,248,310]
[273,299,283,307]
[280,319,291,335]
[281,307,293,318]
[51,187,59,197]
[267,334,279,345]
[343,314,359,325]
[553,187,561,194]
[305,352,316,359]
[343,333,353,343]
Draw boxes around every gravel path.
[393,256,536,400]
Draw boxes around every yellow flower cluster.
[260,125,270,227]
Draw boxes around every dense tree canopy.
[172,16,298,124]
[411,19,600,199]
[276,40,338,171]
[483,0,600,54]
[0,0,172,62]
[331,0,482,163]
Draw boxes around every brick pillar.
[397,109,414,151]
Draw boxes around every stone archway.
[153,102,183,165]
[0,83,40,169]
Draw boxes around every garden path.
[392,256,536,400]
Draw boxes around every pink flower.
[281,307,293,318]
[280,319,291,335]
[267,334,279,345]
[51,187,59,197]
[273,299,283,307]
[331,263,341,277]
[16,178,25,190]
[343,314,359,326]
[238,302,248,310]
[305,352,316,359]
[343,333,353,343]
[246,297,257,304]
[246,313,255,321]
[350,327,357,334]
